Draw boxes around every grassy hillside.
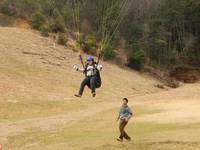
[0,27,200,150]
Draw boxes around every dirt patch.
[13,19,31,29]
[170,66,200,83]
[144,66,181,88]
[22,51,48,57]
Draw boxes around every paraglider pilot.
[74,55,102,98]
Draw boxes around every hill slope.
[0,27,200,150]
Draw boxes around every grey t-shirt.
[118,105,133,120]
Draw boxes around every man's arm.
[116,108,121,122]
[127,107,133,120]
[73,65,85,73]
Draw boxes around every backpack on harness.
[95,68,101,88]
[84,63,102,89]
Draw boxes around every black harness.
[84,63,102,88]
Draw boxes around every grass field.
[0,27,200,150]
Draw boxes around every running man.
[117,98,133,142]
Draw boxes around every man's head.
[87,55,94,65]
[122,98,128,106]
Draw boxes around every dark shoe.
[92,92,96,97]
[126,138,131,141]
[74,94,82,98]
[117,138,123,142]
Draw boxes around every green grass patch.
[6,120,200,150]
[5,104,200,150]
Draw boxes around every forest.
[0,0,199,69]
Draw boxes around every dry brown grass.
[0,27,200,150]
